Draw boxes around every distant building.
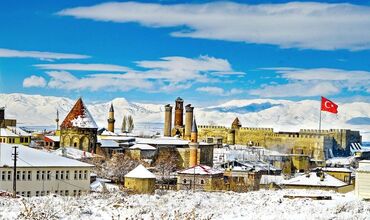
[43,135,60,149]
[177,165,224,191]
[355,160,370,199]
[0,107,16,128]
[0,126,31,146]
[0,143,93,197]
[124,164,156,194]
[60,98,98,152]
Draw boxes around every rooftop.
[1,143,94,168]
[125,164,156,179]
[178,165,223,175]
[282,172,347,187]
[61,98,98,129]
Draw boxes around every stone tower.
[189,117,199,167]
[163,104,172,137]
[174,97,184,127]
[184,104,194,140]
[60,98,98,152]
[107,103,115,132]
[231,117,242,129]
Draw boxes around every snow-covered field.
[1,189,369,220]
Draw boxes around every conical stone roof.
[61,98,98,129]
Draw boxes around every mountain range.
[1,93,369,141]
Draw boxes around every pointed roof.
[61,98,98,129]
[109,103,114,112]
[192,117,198,133]
[125,164,156,179]
[232,117,242,128]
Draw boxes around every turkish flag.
[321,97,338,114]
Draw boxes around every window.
[36,191,40,197]
[79,171,82,179]
[47,171,51,180]
[41,171,45,180]
[183,179,187,184]
[7,171,11,181]
[66,171,69,180]
[28,171,31,180]
[65,190,69,196]
[41,191,45,197]
[46,191,50,195]
[36,171,40,180]
[27,191,31,197]
[61,171,64,180]
[21,192,25,197]
[74,171,77,180]
[73,190,77,196]
[84,170,87,179]
[22,171,26,180]
[24,137,28,143]
[16,171,20,180]
[78,190,81,196]
[2,171,5,180]
[56,171,59,180]
[55,190,58,194]
[200,180,204,185]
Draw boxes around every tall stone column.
[107,103,115,132]
[174,97,184,127]
[164,104,172,137]
[189,118,198,167]
[184,104,194,140]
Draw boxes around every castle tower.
[174,97,184,127]
[0,107,4,120]
[184,104,194,140]
[231,117,242,129]
[227,129,236,145]
[107,103,115,132]
[56,109,60,130]
[164,104,172,137]
[189,117,199,167]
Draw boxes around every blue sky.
[1,0,370,105]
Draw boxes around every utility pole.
[12,146,18,198]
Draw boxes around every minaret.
[55,109,60,131]
[184,104,194,140]
[107,103,115,132]
[164,104,172,137]
[189,117,199,167]
[174,97,184,127]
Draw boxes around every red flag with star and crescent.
[321,96,338,114]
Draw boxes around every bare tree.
[154,152,178,182]
[127,115,134,133]
[101,153,140,183]
[121,115,127,133]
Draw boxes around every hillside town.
[0,96,370,218]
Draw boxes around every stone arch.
[72,135,81,149]
[81,136,90,152]
[63,135,71,147]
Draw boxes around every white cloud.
[249,67,370,97]
[34,63,131,72]
[26,56,243,92]
[58,2,370,50]
[23,75,47,88]
[197,86,243,96]
[0,48,89,61]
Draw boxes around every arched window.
[183,179,187,184]
[200,179,204,184]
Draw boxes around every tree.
[127,115,134,133]
[154,151,178,183]
[101,153,140,183]
[121,115,127,133]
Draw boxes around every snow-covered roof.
[357,165,370,172]
[260,175,285,185]
[282,172,347,187]
[178,165,223,175]
[0,143,94,167]
[44,135,60,142]
[99,139,120,148]
[125,164,156,179]
[326,156,354,167]
[129,144,156,150]
[90,180,119,192]
[136,137,189,146]
[51,147,96,160]
[0,128,18,137]
[322,167,353,173]
[61,98,98,129]
[6,126,31,136]
[101,130,118,136]
[99,136,135,142]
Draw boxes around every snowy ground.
[0,189,369,220]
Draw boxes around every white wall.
[355,171,370,199]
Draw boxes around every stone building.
[0,107,16,128]
[107,103,115,132]
[124,164,156,194]
[177,165,224,191]
[197,118,362,161]
[60,98,98,152]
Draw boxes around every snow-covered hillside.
[1,93,370,140]
[1,189,369,219]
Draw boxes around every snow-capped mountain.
[1,93,370,140]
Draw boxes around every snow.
[2,93,369,141]
[6,126,31,136]
[51,147,96,160]
[98,139,120,148]
[321,167,353,173]
[71,115,98,129]
[136,137,189,146]
[260,175,285,185]
[125,165,156,179]
[0,128,18,137]
[357,165,370,172]
[0,143,94,167]
[90,180,119,193]
[0,189,368,219]
[44,135,60,142]
[326,156,355,167]
[100,130,117,136]
[282,172,347,187]
[178,165,223,175]
[129,144,156,150]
